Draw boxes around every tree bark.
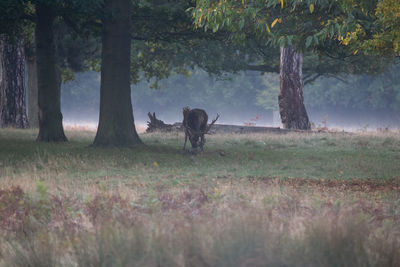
[279,45,311,130]
[93,0,141,147]
[0,37,28,128]
[35,3,67,141]
[26,52,39,128]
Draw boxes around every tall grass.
[0,129,399,266]
[0,180,399,266]
[2,208,398,266]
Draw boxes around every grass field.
[0,128,399,266]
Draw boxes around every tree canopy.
[192,0,399,56]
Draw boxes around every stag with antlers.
[182,107,219,152]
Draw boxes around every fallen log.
[146,112,177,133]
[202,124,292,134]
[146,112,303,134]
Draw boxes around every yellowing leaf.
[353,49,359,55]
[242,0,245,4]
[271,18,279,28]
[279,0,283,9]
[310,3,314,13]
[153,161,158,167]
[266,24,271,33]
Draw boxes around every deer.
[182,107,219,152]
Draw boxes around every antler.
[205,114,219,134]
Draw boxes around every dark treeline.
[61,63,400,129]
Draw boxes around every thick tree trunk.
[279,45,311,130]
[0,37,28,128]
[35,3,67,141]
[26,53,39,128]
[93,0,141,147]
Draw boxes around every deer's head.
[182,106,191,126]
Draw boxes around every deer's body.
[183,107,219,151]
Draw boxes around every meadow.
[0,128,399,266]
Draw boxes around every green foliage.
[339,0,400,56]
[374,0,400,55]
[60,68,74,83]
[130,1,261,85]
[0,0,102,81]
[303,63,400,111]
[192,0,353,50]
[0,0,31,38]
[192,0,397,71]
[256,73,280,110]
[35,180,48,202]
[54,21,101,75]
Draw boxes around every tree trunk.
[26,52,39,128]
[35,3,67,141]
[278,45,311,130]
[93,0,141,147]
[0,37,28,128]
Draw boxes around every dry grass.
[0,128,399,266]
[0,179,399,266]
[63,122,148,134]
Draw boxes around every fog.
[61,67,400,132]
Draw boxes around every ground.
[0,128,399,266]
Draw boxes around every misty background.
[61,63,400,131]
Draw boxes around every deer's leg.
[200,135,205,152]
[183,131,188,150]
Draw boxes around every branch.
[205,114,220,133]
[131,30,228,43]
[325,74,349,84]
[304,73,322,85]
[324,50,354,60]
[244,64,279,73]
[303,72,313,81]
